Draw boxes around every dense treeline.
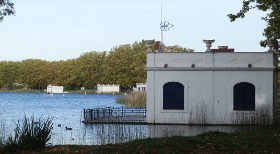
[0,41,182,90]
[0,41,192,90]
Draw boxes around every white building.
[133,83,147,92]
[97,84,120,93]
[146,40,278,125]
[47,84,64,94]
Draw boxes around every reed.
[231,101,272,125]
[0,122,4,150]
[116,92,146,107]
[1,115,53,153]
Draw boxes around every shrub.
[1,115,53,153]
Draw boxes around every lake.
[0,93,233,145]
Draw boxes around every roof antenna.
[160,2,173,44]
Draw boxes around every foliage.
[0,0,14,22]
[228,0,280,49]
[171,45,194,53]
[77,51,106,89]
[116,92,146,107]
[0,88,42,93]
[131,41,147,84]
[0,41,192,90]
[102,44,135,88]
[1,115,53,153]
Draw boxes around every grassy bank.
[20,127,280,153]
[66,89,96,94]
[116,92,146,107]
[0,88,43,93]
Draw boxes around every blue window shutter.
[234,82,255,111]
[163,82,184,110]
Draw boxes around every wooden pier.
[82,107,147,124]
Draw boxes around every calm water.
[0,93,233,145]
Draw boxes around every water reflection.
[0,93,238,146]
[50,124,236,145]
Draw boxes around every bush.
[1,115,53,153]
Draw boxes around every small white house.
[146,40,278,125]
[97,84,120,93]
[47,84,64,94]
[133,83,147,92]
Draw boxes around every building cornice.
[146,67,276,71]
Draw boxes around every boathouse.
[97,84,120,93]
[146,40,278,125]
[47,84,64,94]
[133,83,147,92]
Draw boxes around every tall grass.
[189,100,208,124]
[231,102,272,125]
[0,119,5,150]
[116,92,146,107]
[1,115,53,153]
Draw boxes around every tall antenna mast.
[161,3,163,43]
[160,2,173,44]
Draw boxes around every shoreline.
[0,89,124,95]
[0,89,43,93]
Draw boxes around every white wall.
[147,52,274,68]
[133,83,147,92]
[146,52,275,124]
[47,85,64,94]
[97,84,120,93]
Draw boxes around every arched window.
[163,82,184,110]
[233,82,255,111]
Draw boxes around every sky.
[0,0,268,61]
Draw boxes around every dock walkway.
[82,107,147,124]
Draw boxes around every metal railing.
[83,107,146,122]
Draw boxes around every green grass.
[0,88,43,93]
[116,92,146,107]
[66,89,96,94]
[20,127,280,153]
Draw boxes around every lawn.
[22,127,280,153]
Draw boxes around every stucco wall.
[97,84,120,93]
[147,52,274,68]
[146,52,275,124]
[133,83,147,92]
[47,86,64,94]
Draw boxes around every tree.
[77,51,106,89]
[131,41,147,84]
[228,0,280,48]
[0,61,20,89]
[18,59,48,89]
[0,0,15,22]
[102,44,134,88]
[0,41,194,90]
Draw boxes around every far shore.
[0,88,124,94]
[0,88,43,93]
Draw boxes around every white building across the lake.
[47,84,64,94]
[97,84,120,93]
[133,83,147,92]
[146,39,278,125]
